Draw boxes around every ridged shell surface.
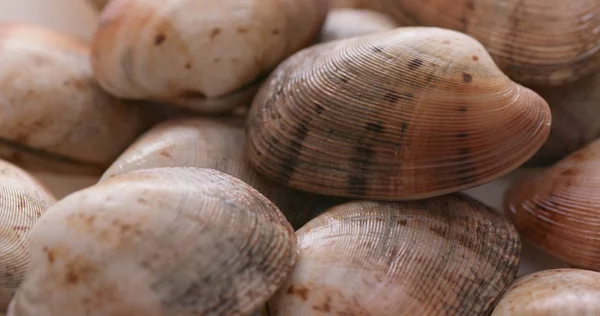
[247,27,551,200]
[268,194,521,316]
[526,73,600,166]
[101,117,342,228]
[492,269,600,316]
[7,168,297,316]
[319,9,400,43]
[505,138,600,270]
[91,0,328,113]
[380,0,600,86]
[0,23,163,175]
[0,160,55,311]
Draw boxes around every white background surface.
[0,0,568,277]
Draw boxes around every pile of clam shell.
[0,0,599,315]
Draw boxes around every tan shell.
[101,117,343,228]
[526,73,600,166]
[0,23,167,176]
[268,194,521,315]
[378,0,600,86]
[492,269,600,315]
[90,0,328,113]
[247,27,551,200]
[505,138,600,270]
[0,160,55,311]
[88,0,109,10]
[7,167,297,316]
[319,9,400,43]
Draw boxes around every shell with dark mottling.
[0,23,166,176]
[379,0,600,86]
[101,117,342,229]
[247,27,551,200]
[268,194,521,315]
[90,0,328,113]
[319,9,400,43]
[505,138,600,271]
[7,168,297,316]
[492,269,600,315]
[0,160,55,311]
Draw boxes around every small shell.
[525,73,600,166]
[247,27,551,200]
[379,0,600,86]
[101,117,343,228]
[7,167,296,316]
[505,138,600,271]
[0,160,56,310]
[319,9,400,43]
[91,0,328,113]
[492,269,600,315]
[268,194,521,315]
[0,23,166,176]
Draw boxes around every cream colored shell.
[101,117,341,229]
[0,160,55,311]
[492,269,600,315]
[0,23,165,175]
[91,0,328,113]
[319,9,400,43]
[268,195,521,315]
[7,167,297,316]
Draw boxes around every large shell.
[492,269,600,315]
[268,194,521,315]
[378,0,600,86]
[7,167,297,316]
[0,23,166,176]
[319,9,400,43]
[0,160,55,311]
[90,0,328,113]
[505,138,600,270]
[526,73,600,166]
[101,117,343,228]
[247,27,551,200]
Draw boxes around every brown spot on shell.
[154,33,166,45]
[472,55,479,61]
[237,27,249,34]
[313,295,332,312]
[160,150,171,158]
[463,73,473,83]
[287,285,309,301]
[407,58,423,70]
[210,28,221,40]
[272,28,280,35]
[185,62,192,70]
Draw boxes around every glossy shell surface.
[379,0,600,86]
[268,194,521,315]
[505,138,600,270]
[492,269,600,316]
[7,168,297,316]
[0,160,55,311]
[247,27,551,200]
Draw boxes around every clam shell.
[0,160,55,310]
[319,9,400,43]
[101,117,343,228]
[268,194,521,315]
[505,138,600,270]
[247,27,551,200]
[7,167,297,316]
[379,0,600,86]
[91,0,328,113]
[526,73,600,166]
[492,269,600,315]
[0,23,165,176]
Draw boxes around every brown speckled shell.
[0,23,165,176]
[0,160,55,311]
[267,194,521,315]
[492,269,600,316]
[319,9,400,43]
[379,0,600,86]
[101,117,343,229]
[526,73,600,166]
[90,0,328,113]
[7,168,297,316]
[247,27,551,200]
[505,139,600,271]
